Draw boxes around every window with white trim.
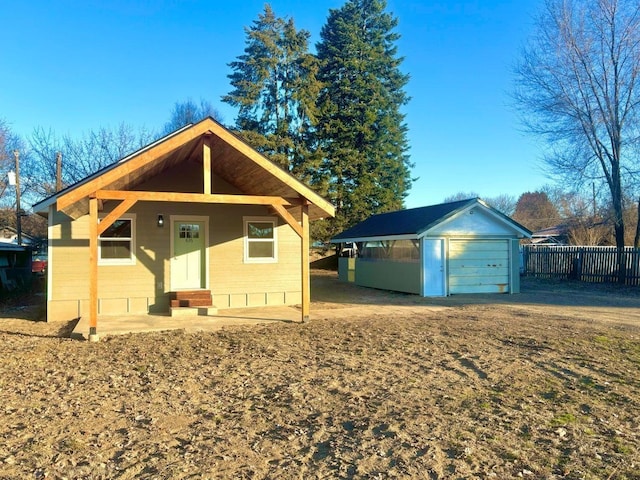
[244,216,277,263]
[99,215,136,265]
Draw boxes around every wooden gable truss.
[51,118,333,340]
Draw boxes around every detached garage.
[331,198,531,296]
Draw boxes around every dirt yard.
[1,272,639,479]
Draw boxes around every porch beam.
[94,190,297,206]
[271,204,303,238]
[96,198,138,236]
[88,197,99,341]
[301,201,310,323]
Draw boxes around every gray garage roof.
[331,198,530,242]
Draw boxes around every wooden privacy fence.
[521,245,640,286]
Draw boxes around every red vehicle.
[32,256,47,275]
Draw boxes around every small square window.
[179,224,200,240]
[99,215,136,265]
[244,217,277,263]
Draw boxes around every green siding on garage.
[355,260,421,294]
[449,239,510,294]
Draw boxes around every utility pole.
[56,151,62,192]
[12,150,22,246]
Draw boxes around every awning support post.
[88,196,99,342]
[301,202,310,323]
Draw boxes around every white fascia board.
[32,195,57,215]
[330,233,418,243]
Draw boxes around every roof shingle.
[332,198,476,241]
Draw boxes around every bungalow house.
[331,198,531,296]
[33,117,334,339]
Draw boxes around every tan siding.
[266,292,285,305]
[47,195,304,321]
[50,210,90,303]
[230,293,248,308]
[285,291,302,304]
[47,300,81,321]
[213,294,231,308]
[248,293,267,307]
[99,298,128,315]
[209,205,302,301]
[129,297,150,313]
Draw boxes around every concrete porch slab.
[71,306,301,340]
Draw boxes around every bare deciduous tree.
[567,218,610,245]
[162,99,223,136]
[0,119,13,205]
[443,192,516,216]
[443,192,480,203]
[484,194,517,217]
[29,123,154,197]
[514,0,640,280]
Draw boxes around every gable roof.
[531,224,570,240]
[32,117,334,221]
[0,227,34,244]
[331,198,531,242]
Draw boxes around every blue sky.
[0,0,547,209]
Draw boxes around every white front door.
[171,219,206,290]
[423,238,446,296]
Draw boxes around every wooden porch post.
[88,196,99,341]
[203,134,212,195]
[301,202,310,323]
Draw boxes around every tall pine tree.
[222,5,322,185]
[315,0,412,239]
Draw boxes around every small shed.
[331,198,531,296]
[0,243,32,291]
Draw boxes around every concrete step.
[170,306,218,317]
[170,298,214,307]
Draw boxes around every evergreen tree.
[222,5,321,185]
[315,0,412,239]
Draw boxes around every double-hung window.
[98,214,136,265]
[244,216,277,263]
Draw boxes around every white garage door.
[449,240,510,294]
